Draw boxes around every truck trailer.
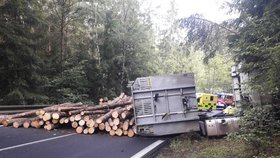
[130,73,239,136]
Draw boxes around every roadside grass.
[157,132,280,158]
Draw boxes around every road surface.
[0,126,167,158]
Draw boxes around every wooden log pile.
[0,93,136,137]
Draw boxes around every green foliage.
[227,104,280,156]
[0,0,155,104]
[228,0,280,96]
[0,0,48,104]
[47,61,89,103]
[152,1,233,94]
[158,133,249,158]
[178,14,232,63]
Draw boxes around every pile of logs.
[0,93,136,137]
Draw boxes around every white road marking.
[0,133,76,152]
[131,140,165,158]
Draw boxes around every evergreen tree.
[228,0,280,96]
[0,0,48,104]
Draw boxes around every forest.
[0,0,237,105]
[0,0,279,105]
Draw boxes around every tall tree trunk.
[60,0,65,75]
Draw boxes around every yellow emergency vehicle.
[196,93,217,111]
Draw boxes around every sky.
[141,0,239,24]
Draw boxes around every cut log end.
[88,127,95,134]
[109,130,115,136]
[78,120,86,126]
[23,121,30,128]
[115,128,123,136]
[76,126,84,134]
[13,122,20,128]
[113,118,120,126]
[72,122,78,128]
[127,129,135,137]
[83,128,89,134]
[46,124,56,130]
[98,123,105,131]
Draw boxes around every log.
[112,125,118,130]
[78,119,86,126]
[112,108,126,118]
[127,129,135,137]
[38,109,46,115]
[126,104,133,111]
[83,128,89,134]
[122,119,130,131]
[23,121,31,128]
[0,115,10,120]
[39,120,44,126]
[109,130,115,136]
[94,122,99,128]
[111,93,125,104]
[58,106,85,112]
[113,118,120,126]
[121,110,132,120]
[88,127,95,134]
[76,126,84,134]
[64,118,70,124]
[22,117,40,128]
[12,118,29,128]
[2,118,27,127]
[80,110,108,116]
[38,102,83,115]
[69,115,75,122]
[31,120,41,128]
[118,122,123,129]
[59,117,66,124]
[83,115,90,122]
[85,100,132,111]
[96,108,120,124]
[52,112,67,120]
[86,119,95,128]
[115,128,123,136]
[45,124,57,130]
[7,110,37,119]
[71,122,78,128]
[132,126,137,134]
[105,122,111,132]
[13,122,22,128]
[129,117,135,126]
[123,130,128,136]
[69,109,85,116]
[43,112,53,121]
[98,123,105,131]
[0,102,82,124]
[0,115,12,124]
[74,114,82,121]
[52,119,59,124]
[108,118,114,126]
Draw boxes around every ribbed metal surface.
[131,73,199,136]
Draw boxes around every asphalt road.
[0,126,166,158]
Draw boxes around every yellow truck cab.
[196,93,217,111]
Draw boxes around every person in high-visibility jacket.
[224,105,237,115]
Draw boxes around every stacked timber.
[0,93,136,137]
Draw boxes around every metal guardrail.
[0,105,50,114]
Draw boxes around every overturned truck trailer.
[130,73,239,136]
